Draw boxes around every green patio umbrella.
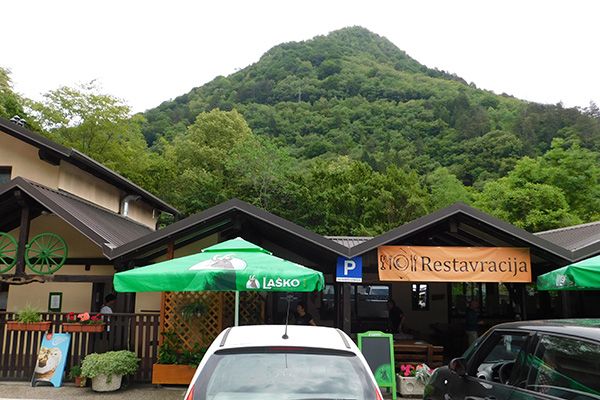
[114,237,324,325]
[537,255,600,291]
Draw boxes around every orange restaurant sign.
[378,246,531,283]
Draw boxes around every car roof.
[217,325,353,352]
[493,319,600,341]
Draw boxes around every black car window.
[190,347,379,400]
[468,331,529,383]
[524,334,600,400]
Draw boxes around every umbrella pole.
[234,290,240,326]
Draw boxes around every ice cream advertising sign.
[32,333,71,387]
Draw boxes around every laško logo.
[245,276,301,290]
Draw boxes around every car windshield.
[192,347,378,400]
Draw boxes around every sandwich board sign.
[336,256,362,283]
[357,331,396,400]
[32,333,71,387]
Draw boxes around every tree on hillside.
[475,138,599,231]
[159,109,293,215]
[28,81,154,186]
[0,67,26,120]
[288,158,430,236]
[425,167,472,211]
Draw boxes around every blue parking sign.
[336,256,362,283]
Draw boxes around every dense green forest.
[1,27,599,235]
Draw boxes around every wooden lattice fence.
[160,292,265,349]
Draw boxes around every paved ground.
[0,382,185,400]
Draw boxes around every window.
[411,283,429,311]
[0,167,11,184]
[451,282,518,318]
[352,285,390,319]
[468,331,529,383]
[525,335,600,399]
[193,348,379,399]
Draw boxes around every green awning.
[537,255,600,291]
[114,237,324,293]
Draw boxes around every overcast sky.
[3,0,599,113]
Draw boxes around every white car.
[184,325,384,400]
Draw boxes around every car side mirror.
[449,357,467,377]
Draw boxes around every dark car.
[425,319,600,400]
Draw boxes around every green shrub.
[15,305,42,323]
[68,364,82,379]
[157,331,206,366]
[81,351,139,382]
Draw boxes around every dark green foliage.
[157,331,206,366]
[3,27,600,235]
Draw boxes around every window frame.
[411,282,429,311]
[465,329,534,380]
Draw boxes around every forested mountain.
[143,27,600,186]
[2,27,599,235]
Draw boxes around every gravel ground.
[0,382,185,400]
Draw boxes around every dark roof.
[0,117,178,215]
[0,177,152,255]
[492,319,600,342]
[536,221,600,259]
[110,199,351,260]
[326,236,372,248]
[346,203,573,261]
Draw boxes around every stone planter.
[91,374,122,392]
[62,323,105,333]
[6,321,51,331]
[397,375,425,397]
[152,363,196,385]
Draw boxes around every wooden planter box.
[152,363,196,385]
[6,321,52,331]
[62,323,105,333]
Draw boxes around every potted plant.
[179,300,207,320]
[397,363,432,396]
[69,364,86,387]
[7,305,51,331]
[152,331,206,385]
[62,312,105,333]
[81,350,139,392]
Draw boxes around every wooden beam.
[14,191,30,277]
[61,258,113,266]
[0,274,113,283]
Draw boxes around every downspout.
[120,195,141,217]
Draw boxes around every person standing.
[100,294,116,333]
[295,302,316,326]
[100,293,116,314]
[387,300,404,334]
[465,299,480,345]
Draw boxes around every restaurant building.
[1,116,599,379]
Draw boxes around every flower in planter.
[415,364,433,384]
[66,312,104,325]
[400,364,416,377]
[77,312,90,322]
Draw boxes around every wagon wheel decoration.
[25,233,68,275]
[0,232,18,274]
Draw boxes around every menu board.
[357,331,396,400]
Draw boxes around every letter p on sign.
[344,260,356,275]
[336,256,362,283]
